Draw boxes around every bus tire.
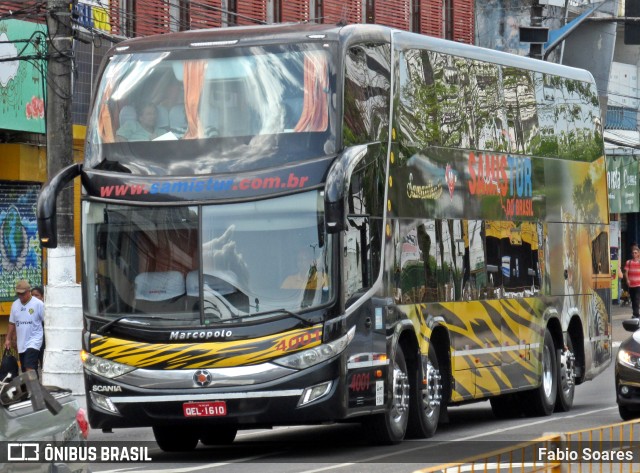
[407,343,441,438]
[200,427,238,445]
[153,426,199,452]
[555,336,575,412]
[364,345,410,445]
[522,330,557,417]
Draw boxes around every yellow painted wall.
[0,125,86,326]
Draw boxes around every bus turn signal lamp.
[90,392,119,414]
[299,381,332,406]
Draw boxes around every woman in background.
[624,245,640,319]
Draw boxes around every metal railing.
[415,419,640,473]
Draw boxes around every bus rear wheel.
[364,345,410,445]
[555,336,575,412]
[407,343,441,438]
[153,426,199,452]
[522,330,557,416]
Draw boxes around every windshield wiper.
[249,308,315,327]
[95,315,184,335]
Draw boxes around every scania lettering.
[38,24,611,451]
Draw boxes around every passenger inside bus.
[116,103,164,142]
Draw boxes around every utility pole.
[45,0,83,393]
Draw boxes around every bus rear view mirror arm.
[37,163,83,248]
[324,145,368,234]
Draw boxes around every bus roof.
[108,22,594,84]
[108,23,347,54]
[393,30,594,83]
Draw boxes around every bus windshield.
[83,191,332,327]
[86,44,336,174]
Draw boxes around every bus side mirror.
[324,145,368,234]
[37,163,83,248]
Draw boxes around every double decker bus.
[38,23,611,450]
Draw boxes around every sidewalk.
[611,301,634,344]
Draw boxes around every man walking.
[4,280,44,375]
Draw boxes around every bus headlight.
[82,351,136,378]
[618,349,640,369]
[273,326,355,370]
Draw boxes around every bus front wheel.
[364,345,410,445]
[153,425,199,452]
[522,330,557,416]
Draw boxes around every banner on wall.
[607,156,621,213]
[74,1,112,32]
[607,156,640,214]
[0,183,42,302]
[0,20,47,133]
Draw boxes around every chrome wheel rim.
[559,348,576,396]
[423,361,442,419]
[391,362,410,425]
[542,343,553,398]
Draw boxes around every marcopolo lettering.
[169,330,233,340]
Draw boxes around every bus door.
[344,215,381,409]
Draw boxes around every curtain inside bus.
[183,60,207,140]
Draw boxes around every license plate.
[183,401,227,417]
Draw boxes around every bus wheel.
[200,427,238,445]
[407,343,441,438]
[522,330,557,416]
[555,336,575,412]
[153,426,199,452]
[365,345,410,445]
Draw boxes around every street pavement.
[612,300,635,345]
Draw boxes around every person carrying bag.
[624,244,640,318]
[0,347,19,382]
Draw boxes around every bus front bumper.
[85,358,348,429]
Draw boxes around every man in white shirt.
[4,280,44,375]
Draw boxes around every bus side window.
[437,219,464,302]
[344,216,371,306]
[485,221,503,298]
[343,43,391,146]
[486,221,540,297]
[465,220,488,300]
